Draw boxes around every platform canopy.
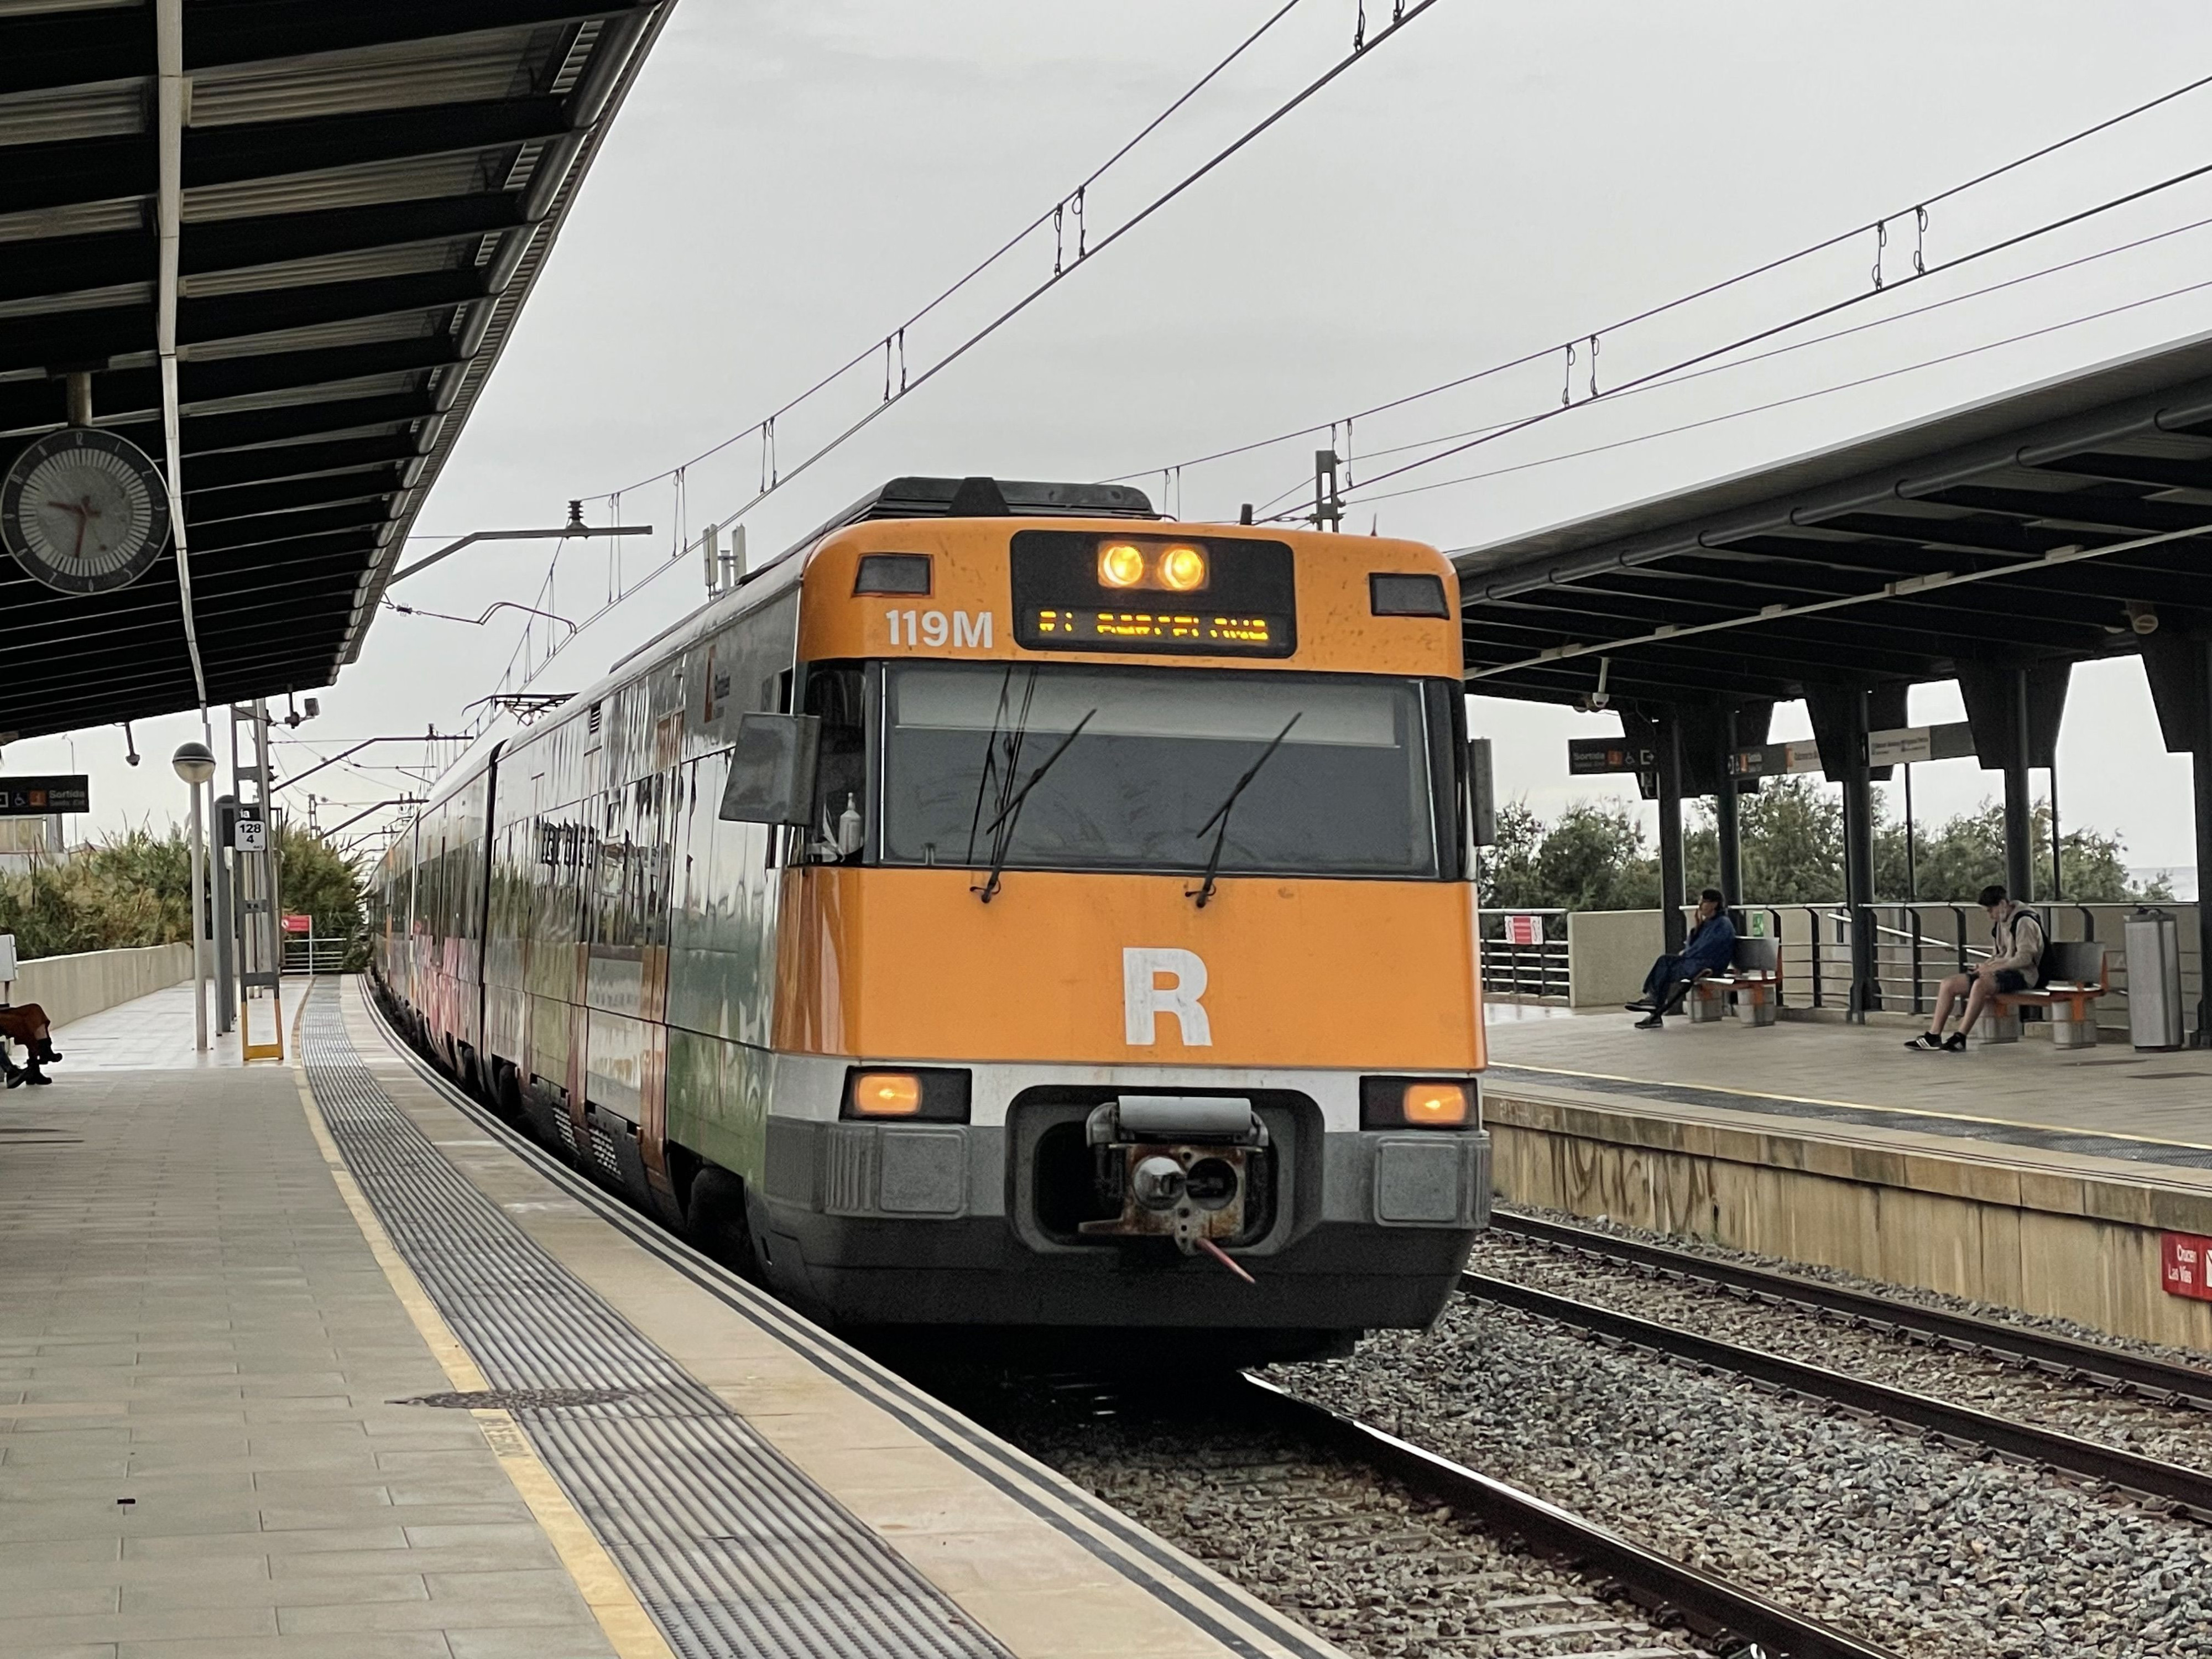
[1454,330,2212,710]
[0,1,672,741]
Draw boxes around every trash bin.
[2125,907,2185,1051]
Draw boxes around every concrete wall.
[1566,909,1665,1008]
[6,942,194,1030]
[1487,1087,2212,1354]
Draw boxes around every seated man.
[1906,884,2044,1052]
[0,1002,61,1087]
[1627,889,1736,1030]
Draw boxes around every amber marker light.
[850,1072,922,1117]
[1402,1082,1470,1126]
[1098,541,1146,588]
[1157,544,1208,592]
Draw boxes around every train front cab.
[724,515,1490,1350]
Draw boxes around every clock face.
[0,428,172,596]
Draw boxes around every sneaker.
[1941,1031,1967,1053]
[1623,1001,1653,1013]
[1634,1014,1663,1031]
[1903,1032,1946,1051]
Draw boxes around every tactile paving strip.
[302,995,1011,1659]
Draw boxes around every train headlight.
[1098,541,1146,588]
[1360,1076,1477,1129]
[841,1067,973,1122]
[849,1072,922,1117]
[1157,544,1208,592]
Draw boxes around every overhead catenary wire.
[585,0,1314,506]
[500,0,1451,696]
[1319,269,2212,525]
[1231,207,2212,522]
[1108,65,2212,487]
[1305,152,2212,515]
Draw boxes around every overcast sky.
[27,0,2212,883]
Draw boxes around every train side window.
[800,664,867,863]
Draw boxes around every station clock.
[0,427,173,596]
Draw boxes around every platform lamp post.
[173,741,217,1053]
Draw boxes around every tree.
[1876,797,2171,904]
[279,823,369,969]
[1533,801,1660,912]
[1686,776,1843,903]
[0,825,196,959]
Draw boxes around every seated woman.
[0,1003,61,1086]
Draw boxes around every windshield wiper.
[963,666,1026,868]
[974,708,1097,904]
[1187,712,1301,909]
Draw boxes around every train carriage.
[374,476,1490,1359]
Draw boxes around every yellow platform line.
[1489,1060,2212,1156]
[292,1065,675,1659]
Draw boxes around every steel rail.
[1238,1375,1903,1659]
[1491,1211,2212,1411]
[1463,1269,2212,1521]
[356,980,1902,1659]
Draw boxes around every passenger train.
[371,476,1490,1360]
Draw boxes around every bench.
[1686,936,1784,1028]
[1982,939,2109,1050]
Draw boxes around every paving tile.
[117,1636,450,1659]
[121,1573,426,1614]
[278,1591,589,1634]
[446,1627,619,1659]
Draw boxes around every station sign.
[1567,737,1653,776]
[1728,742,1823,780]
[0,774,88,815]
[1867,720,1977,768]
[2163,1232,2212,1302]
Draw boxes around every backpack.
[1999,906,2049,987]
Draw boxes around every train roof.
[413,475,1166,822]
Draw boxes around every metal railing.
[281,936,349,975]
[1478,907,1571,1000]
[1736,901,2196,1030]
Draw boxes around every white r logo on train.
[1122,947,1212,1047]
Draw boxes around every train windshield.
[879,661,1441,878]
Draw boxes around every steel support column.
[1657,711,1686,953]
[2004,666,2035,901]
[1841,687,1879,1021]
[1715,707,1743,910]
[2197,638,2212,1047]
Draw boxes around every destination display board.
[1025,608,1288,651]
[0,774,87,815]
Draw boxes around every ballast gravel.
[1277,1295,2212,1658]
[1477,1227,2212,1479]
[930,1371,1713,1659]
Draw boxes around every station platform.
[0,977,1340,1659]
[1481,1005,2212,1355]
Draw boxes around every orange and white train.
[372,476,1489,1360]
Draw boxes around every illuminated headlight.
[1098,541,1147,588]
[841,1067,973,1122]
[1157,544,1208,592]
[1360,1076,1477,1129]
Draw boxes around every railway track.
[1237,1374,1905,1659]
[362,986,1900,1659]
[1490,1211,2212,1410]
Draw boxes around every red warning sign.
[2162,1232,2212,1302]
